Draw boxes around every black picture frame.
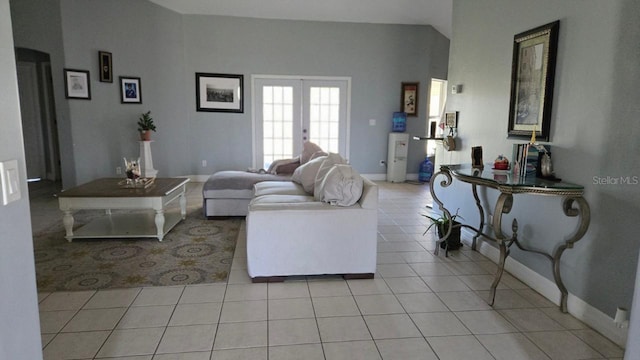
[196,73,244,113]
[119,76,142,104]
[508,20,559,142]
[98,51,112,83]
[401,82,419,117]
[64,69,91,100]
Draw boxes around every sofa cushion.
[313,153,347,200]
[300,142,324,164]
[267,158,300,174]
[319,164,364,206]
[254,181,307,197]
[291,155,327,194]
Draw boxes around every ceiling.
[148,0,453,38]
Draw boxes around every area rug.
[33,207,242,292]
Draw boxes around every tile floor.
[35,181,625,359]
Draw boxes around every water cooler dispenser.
[387,132,409,182]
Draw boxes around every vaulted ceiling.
[148,0,453,38]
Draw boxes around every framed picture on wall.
[64,69,91,100]
[508,20,560,142]
[401,82,419,117]
[119,76,142,104]
[195,73,244,113]
[98,51,112,83]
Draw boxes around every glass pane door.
[254,77,349,169]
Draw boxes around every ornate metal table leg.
[471,184,484,251]
[488,192,514,305]
[552,196,591,312]
[429,169,454,256]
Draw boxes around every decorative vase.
[140,131,151,141]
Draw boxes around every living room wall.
[0,0,43,357]
[10,0,449,186]
[440,0,639,344]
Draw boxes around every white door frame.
[251,74,352,168]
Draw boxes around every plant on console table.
[137,110,156,141]
[423,208,464,251]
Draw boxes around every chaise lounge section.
[245,155,378,281]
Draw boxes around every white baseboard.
[186,175,210,182]
[362,173,419,182]
[460,228,628,348]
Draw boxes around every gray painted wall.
[440,0,640,321]
[0,0,43,358]
[11,0,449,186]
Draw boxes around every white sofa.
[245,160,378,281]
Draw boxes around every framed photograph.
[119,76,142,104]
[401,82,419,117]
[196,73,244,113]
[445,111,458,128]
[99,51,112,83]
[64,69,91,100]
[508,20,560,142]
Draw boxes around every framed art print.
[99,51,112,83]
[120,76,142,104]
[196,73,244,113]
[401,82,419,117]
[508,21,559,141]
[64,69,91,100]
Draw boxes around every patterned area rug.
[33,207,242,292]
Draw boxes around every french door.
[253,76,350,169]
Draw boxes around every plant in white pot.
[137,111,156,141]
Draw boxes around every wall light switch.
[0,159,21,205]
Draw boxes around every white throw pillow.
[291,155,327,194]
[313,153,346,200]
[319,164,364,206]
[299,142,323,164]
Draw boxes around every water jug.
[392,112,407,132]
[418,157,434,182]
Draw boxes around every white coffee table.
[57,177,189,241]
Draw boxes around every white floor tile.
[43,330,110,359]
[409,312,471,337]
[524,330,603,359]
[268,298,315,320]
[383,276,431,293]
[427,335,494,360]
[83,288,141,309]
[132,287,183,306]
[213,321,268,350]
[347,278,391,295]
[39,310,77,334]
[96,327,165,358]
[153,352,211,360]
[454,310,518,334]
[155,324,216,354]
[323,340,381,360]
[117,305,174,329]
[224,283,267,301]
[364,313,421,339]
[211,347,267,360]
[61,307,127,332]
[377,263,418,278]
[38,291,95,311]
[476,333,552,360]
[219,299,267,323]
[268,318,321,346]
[179,284,226,304]
[396,292,448,313]
[421,275,471,292]
[375,338,439,360]
[317,316,372,342]
[498,308,565,332]
[308,279,351,297]
[436,291,493,311]
[571,329,624,358]
[269,343,324,360]
[312,295,361,317]
[268,281,310,299]
[168,302,222,326]
[354,294,405,315]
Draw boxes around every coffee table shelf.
[69,211,183,240]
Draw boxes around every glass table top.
[442,164,584,191]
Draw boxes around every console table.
[430,164,590,312]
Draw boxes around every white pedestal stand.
[139,140,158,178]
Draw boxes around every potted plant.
[137,111,156,141]
[422,208,464,251]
